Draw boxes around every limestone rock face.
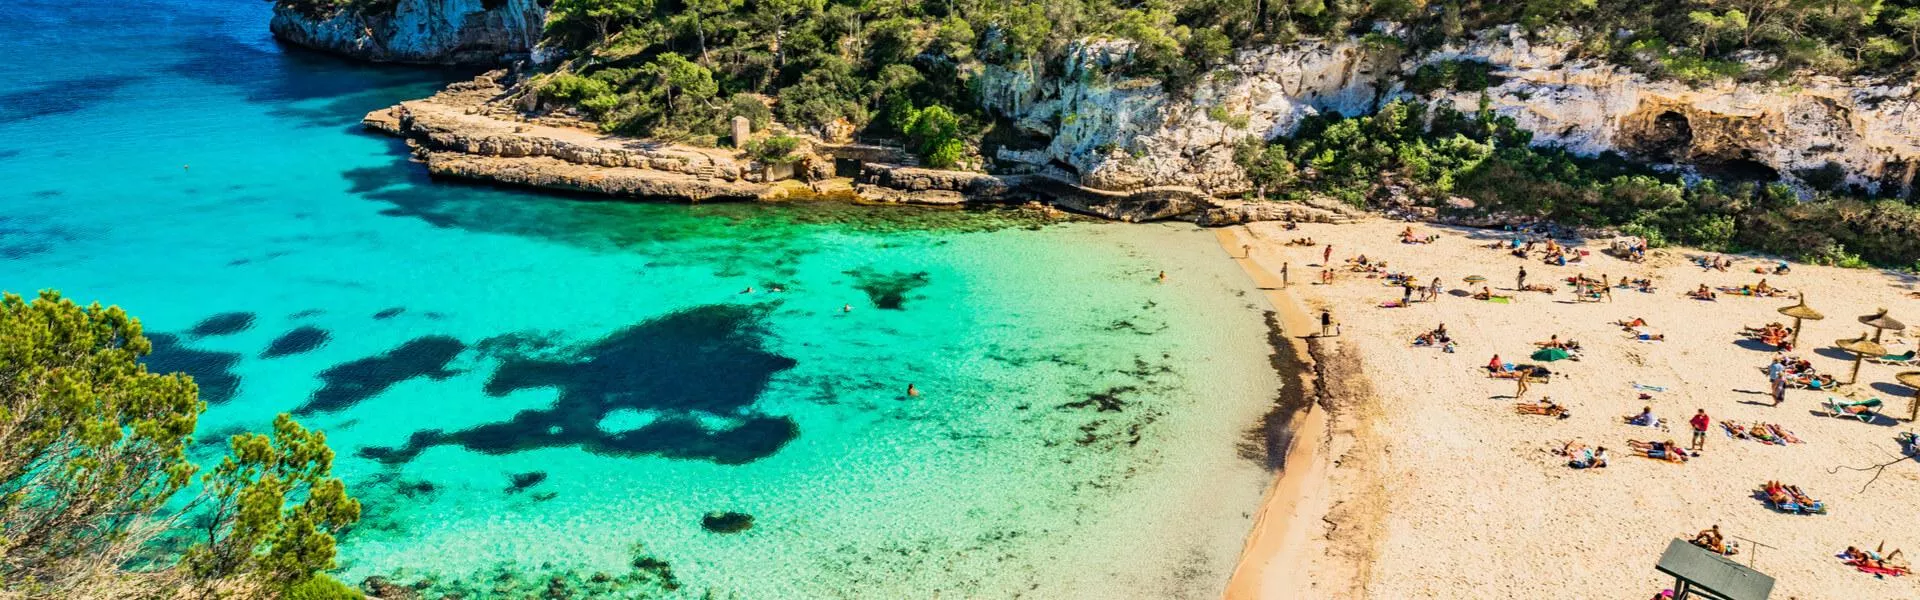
[1424,28,1920,195]
[269,0,544,65]
[980,27,1920,196]
[978,39,1396,195]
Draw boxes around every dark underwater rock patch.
[261,325,330,358]
[504,471,547,494]
[701,511,754,533]
[298,335,465,414]
[361,305,799,466]
[144,333,243,404]
[189,312,255,337]
[844,267,930,310]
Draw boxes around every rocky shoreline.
[364,74,1352,225]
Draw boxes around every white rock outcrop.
[982,28,1920,197]
[1424,27,1920,194]
[979,39,1395,194]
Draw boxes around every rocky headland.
[362,73,1351,224]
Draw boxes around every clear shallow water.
[0,1,1286,597]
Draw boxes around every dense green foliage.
[1238,100,1920,268]
[0,291,359,599]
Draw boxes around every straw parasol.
[1837,333,1889,384]
[1857,308,1906,343]
[1897,372,1920,422]
[1777,295,1824,346]
[1464,275,1487,284]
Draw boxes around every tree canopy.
[0,291,360,599]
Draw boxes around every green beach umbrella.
[1464,275,1487,283]
[1531,347,1571,362]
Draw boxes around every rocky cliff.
[982,27,1920,198]
[270,0,544,65]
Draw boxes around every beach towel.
[1852,562,1907,577]
[1487,296,1512,304]
[1632,383,1667,393]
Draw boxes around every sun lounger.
[1822,398,1883,422]
[1867,350,1917,365]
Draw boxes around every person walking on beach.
[1242,243,1252,259]
[1402,283,1414,304]
[1515,367,1532,399]
[1689,409,1711,451]
[1429,277,1442,301]
[1320,310,1333,337]
[1771,371,1788,406]
[1323,244,1333,266]
[1517,266,1528,291]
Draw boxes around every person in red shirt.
[1689,409,1711,451]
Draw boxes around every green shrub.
[282,573,364,600]
[745,134,802,164]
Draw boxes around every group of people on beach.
[1294,220,1918,594]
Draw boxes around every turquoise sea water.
[0,1,1286,596]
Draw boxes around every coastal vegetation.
[1236,100,1920,268]
[526,0,1920,146]
[0,291,361,600]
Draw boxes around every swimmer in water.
[842,304,853,312]
[1157,271,1167,282]
[742,286,754,294]
[907,384,919,397]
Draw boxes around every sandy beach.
[1222,219,1920,599]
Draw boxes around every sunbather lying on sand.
[1629,439,1690,463]
[1520,283,1556,294]
[1472,286,1511,301]
[1615,317,1649,329]
[1688,284,1717,301]
[1789,373,1839,390]
[1516,398,1571,419]
[1557,441,1608,469]
[1844,545,1911,574]
[1285,237,1315,246]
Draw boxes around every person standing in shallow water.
[1157,270,1167,282]
[1281,262,1289,287]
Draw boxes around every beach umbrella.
[1837,333,1889,384]
[1896,371,1920,422]
[1531,347,1572,362]
[1464,275,1486,283]
[1777,295,1825,346]
[1858,308,1906,343]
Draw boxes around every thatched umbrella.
[1837,333,1889,384]
[1858,308,1906,343]
[1778,295,1825,347]
[1895,371,1920,422]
